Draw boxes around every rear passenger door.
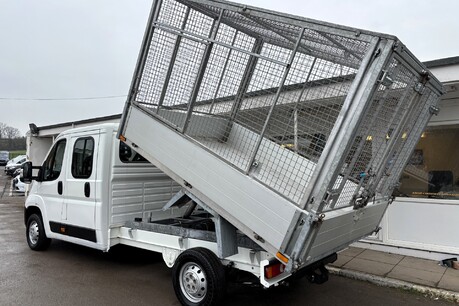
[62,131,100,242]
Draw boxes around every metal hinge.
[414,82,425,95]
[429,105,440,115]
[306,213,325,227]
[379,70,394,87]
[353,189,374,209]
[414,70,431,95]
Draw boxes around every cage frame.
[119,0,444,269]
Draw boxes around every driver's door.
[38,138,68,224]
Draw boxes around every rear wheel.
[26,214,51,251]
[172,248,226,306]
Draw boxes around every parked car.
[5,156,27,176]
[6,155,26,166]
[13,172,25,193]
[12,167,23,178]
[0,151,9,166]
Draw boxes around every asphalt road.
[0,167,455,306]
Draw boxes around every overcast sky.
[1,0,458,136]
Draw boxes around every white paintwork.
[429,63,459,84]
[26,136,53,168]
[349,194,459,259]
[380,198,459,255]
[36,138,68,226]
[25,123,185,251]
[113,226,273,277]
[63,128,101,229]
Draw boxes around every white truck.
[23,0,444,305]
[24,123,317,304]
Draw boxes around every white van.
[23,123,332,305]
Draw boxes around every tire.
[26,214,51,251]
[172,248,226,306]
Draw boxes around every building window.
[398,125,459,199]
[119,142,148,163]
[72,137,94,179]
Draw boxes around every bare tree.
[0,122,22,139]
[0,122,6,138]
[4,126,21,139]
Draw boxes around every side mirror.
[22,162,33,184]
[22,162,42,183]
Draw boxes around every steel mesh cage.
[324,57,425,210]
[129,0,442,211]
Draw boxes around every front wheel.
[26,214,51,251]
[172,248,226,306]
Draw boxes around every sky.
[1,0,458,136]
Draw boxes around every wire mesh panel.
[323,55,442,211]
[377,89,439,196]
[129,0,442,210]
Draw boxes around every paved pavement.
[329,247,459,302]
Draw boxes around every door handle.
[84,182,90,198]
[58,181,63,195]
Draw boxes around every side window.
[43,139,67,181]
[119,142,147,163]
[72,137,94,179]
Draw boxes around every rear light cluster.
[264,262,286,279]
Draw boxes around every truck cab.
[24,123,180,251]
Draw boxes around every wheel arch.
[24,205,43,226]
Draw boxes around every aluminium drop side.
[119,0,444,271]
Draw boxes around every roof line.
[424,56,459,68]
[34,114,122,131]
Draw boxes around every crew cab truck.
[23,123,335,305]
[23,0,444,305]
